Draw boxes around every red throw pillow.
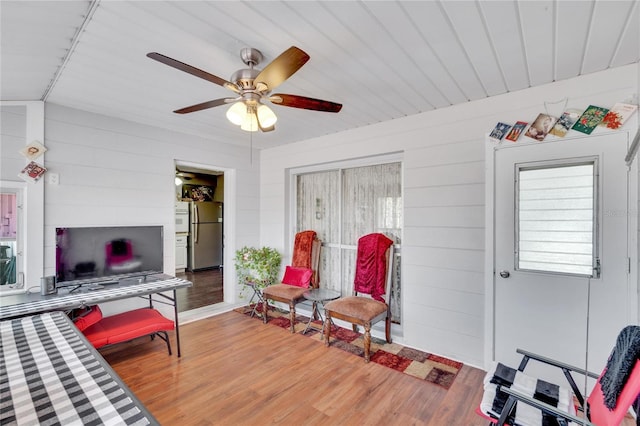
[73,305,103,331]
[281,266,313,288]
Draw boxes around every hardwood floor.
[102,311,636,425]
[175,268,223,312]
[102,311,488,425]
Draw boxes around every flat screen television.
[56,225,164,287]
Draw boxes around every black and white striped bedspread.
[0,312,157,425]
[480,362,576,425]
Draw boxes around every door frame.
[483,131,638,371]
[174,160,237,307]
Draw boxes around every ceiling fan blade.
[270,94,342,113]
[173,98,233,114]
[147,52,239,93]
[254,46,310,91]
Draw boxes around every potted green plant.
[234,246,282,290]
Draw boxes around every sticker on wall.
[18,161,47,183]
[549,109,582,138]
[505,121,528,142]
[19,140,47,161]
[599,102,638,129]
[525,113,557,141]
[489,122,512,141]
[572,105,609,134]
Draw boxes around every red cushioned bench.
[73,305,175,355]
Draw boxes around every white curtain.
[296,162,402,322]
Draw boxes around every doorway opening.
[174,164,225,312]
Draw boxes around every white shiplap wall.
[40,103,260,317]
[1,102,45,288]
[260,63,639,368]
[1,106,27,179]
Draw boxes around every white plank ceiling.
[1,1,638,149]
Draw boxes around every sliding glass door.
[295,161,402,322]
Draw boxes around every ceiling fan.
[147,46,342,132]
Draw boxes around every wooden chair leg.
[289,303,296,333]
[363,323,372,363]
[385,316,391,343]
[324,313,331,346]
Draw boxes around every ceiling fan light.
[257,104,277,128]
[240,110,258,132]
[226,102,247,125]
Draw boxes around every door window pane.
[516,161,596,276]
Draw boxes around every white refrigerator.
[188,201,223,271]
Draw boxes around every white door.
[493,132,633,379]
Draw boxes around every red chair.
[323,233,394,363]
[477,326,640,426]
[262,231,321,333]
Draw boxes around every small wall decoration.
[18,161,47,183]
[599,102,637,129]
[19,140,47,161]
[572,105,609,134]
[549,109,582,138]
[505,121,528,142]
[525,113,557,141]
[488,99,637,145]
[489,122,512,141]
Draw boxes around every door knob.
[499,270,510,278]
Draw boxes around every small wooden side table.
[302,288,341,335]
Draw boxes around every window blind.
[517,162,596,276]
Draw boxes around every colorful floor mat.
[234,304,463,390]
